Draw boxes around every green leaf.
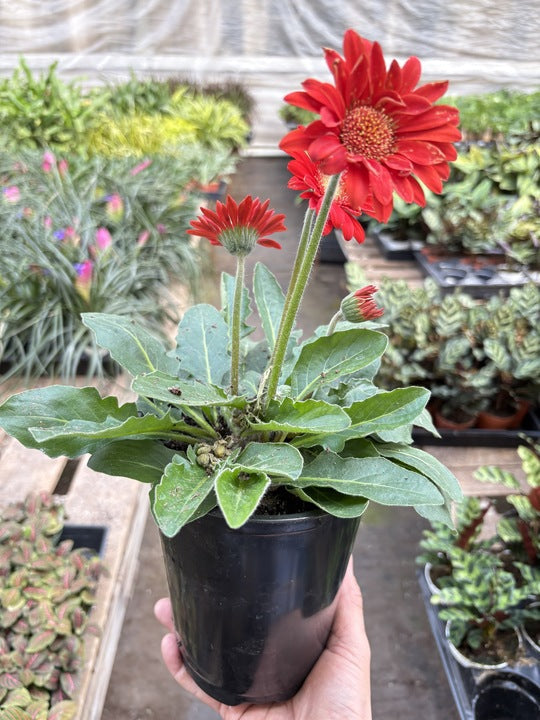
[415,502,454,528]
[82,313,174,377]
[0,709,32,720]
[153,457,215,537]
[345,387,430,436]
[253,262,285,352]
[251,398,351,434]
[236,442,303,480]
[26,630,56,654]
[377,444,462,502]
[30,411,189,455]
[132,371,247,408]
[173,304,230,386]
[292,487,369,518]
[215,466,270,528]
[0,386,136,457]
[46,701,77,720]
[221,272,254,339]
[291,453,443,506]
[4,687,32,707]
[288,329,387,399]
[88,441,176,483]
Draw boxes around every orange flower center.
[340,106,395,159]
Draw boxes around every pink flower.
[44,216,52,228]
[58,159,68,176]
[130,159,152,176]
[74,260,93,302]
[157,224,166,234]
[42,152,56,173]
[137,230,150,247]
[105,193,124,222]
[95,227,112,251]
[3,186,20,203]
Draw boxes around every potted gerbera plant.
[0,30,463,706]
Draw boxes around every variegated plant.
[0,493,103,719]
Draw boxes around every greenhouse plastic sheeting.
[0,0,538,151]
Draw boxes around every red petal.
[279,127,311,155]
[284,90,321,114]
[364,160,394,205]
[309,135,348,174]
[387,59,402,91]
[398,125,462,142]
[383,154,413,172]
[414,81,449,102]
[391,173,415,203]
[344,163,372,209]
[302,79,346,119]
[397,105,460,132]
[411,163,444,193]
[401,56,422,92]
[396,141,446,165]
[370,42,387,96]
[258,238,282,249]
[394,93,432,114]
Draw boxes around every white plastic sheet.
[0,0,538,150]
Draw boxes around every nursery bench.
[0,374,149,720]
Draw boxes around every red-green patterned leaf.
[18,668,34,687]
[26,631,56,654]
[5,686,32,707]
[25,653,47,671]
[47,701,77,720]
[0,672,21,689]
[59,673,76,698]
[26,702,48,720]
[23,587,49,601]
[0,708,32,720]
[0,607,24,628]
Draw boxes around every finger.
[331,557,369,650]
[160,633,224,714]
[154,597,175,633]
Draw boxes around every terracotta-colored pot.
[477,399,530,430]
[434,409,478,431]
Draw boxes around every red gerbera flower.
[187,195,286,257]
[279,29,461,222]
[287,152,377,243]
[340,285,384,323]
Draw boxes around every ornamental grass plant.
[0,29,464,534]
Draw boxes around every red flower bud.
[340,285,384,323]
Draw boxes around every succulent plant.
[0,492,104,718]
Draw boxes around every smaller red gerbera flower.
[340,285,384,323]
[187,195,286,257]
[287,152,377,243]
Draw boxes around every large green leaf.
[291,453,443,506]
[288,329,387,399]
[0,386,136,457]
[253,262,285,352]
[30,411,193,456]
[221,272,254,339]
[88,440,176,483]
[292,487,369,518]
[251,398,351,434]
[153,457,215,537]
[415,501,454,528]
[173,304,230,386]
[346,387,430,436]
[236,442,303,480]
[377,443,462,502]
[82,313,175,377]
[215,466,270,528]
[132,371,247,408]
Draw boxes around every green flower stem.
[278,207,316,322]
[180,407,219,438]
[230,255,246,395]
[326,310,343,336]
[263,173,341,407]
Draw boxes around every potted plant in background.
[416,495,491,593]
[0,30,463,706]
[431,546,539,670]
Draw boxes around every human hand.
[154,558,372,720]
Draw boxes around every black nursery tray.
[412,411,540,448]
[413,251,539,298]
[418,572,540,720]
[58,524,108,557]
[373,231,424,261]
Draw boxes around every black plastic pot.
[474,676,540,720]
[160,508,360,705]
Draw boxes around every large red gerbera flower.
[287,152,376,243]
[279,30,461,222]
[187,195,286,257]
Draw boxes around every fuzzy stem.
[230,255,246,395]
[326,310,343,336]
[263,173,341,407]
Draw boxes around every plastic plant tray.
[412,411,540,448]
[59,523,108,557]
[413,251,538,298]
[418,571,540,720]
[373,231,424,261]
